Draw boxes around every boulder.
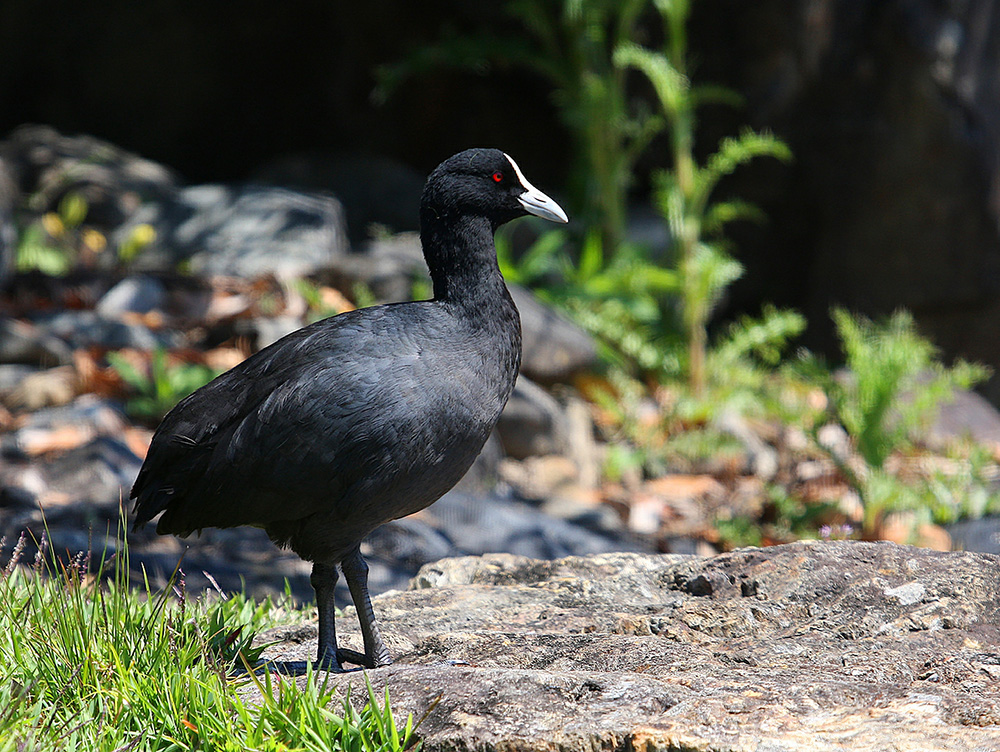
[31,309,179,351]
[0,124,178,230]
[315,231,428,304]
[95,275,167,317]
[508,284,598,385]
[252,151,424,243]
[0,155,17,283]
[496,376,569,459]
[256,541,1000,751]
[118,184,349,278]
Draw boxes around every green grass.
[0,530,420,751]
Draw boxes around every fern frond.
[714,306,806,365]
[702,200,766,235]
[613,42,689,114]
[694,129,792,207]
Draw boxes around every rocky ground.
[249,541,1000,752]
[3,123,1000,750]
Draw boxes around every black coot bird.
[131,149,568,672]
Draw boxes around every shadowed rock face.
[254,541,1000,751]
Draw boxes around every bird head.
[422,148,568,229]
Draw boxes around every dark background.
[3,0,1000,395]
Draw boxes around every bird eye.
[492,171,504,183]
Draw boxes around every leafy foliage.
[15,191,155,275]
[828,309,986,469]
[616,5,792,394]
[807,309,994,533]
[107,347,222,423]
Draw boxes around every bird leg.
[338,546,393,669]
[310,560,345,672]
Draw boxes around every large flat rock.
[254,541,1000,751]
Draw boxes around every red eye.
[492,171,504,183]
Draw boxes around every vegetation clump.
[0,528,421,752]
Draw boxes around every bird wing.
[130,306,443,534]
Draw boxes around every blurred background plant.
[107,347,222,424]
[15,190,156,274]
[375,0,1000,547]
[615,0,793,396]
[801,309,997,538]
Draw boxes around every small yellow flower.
[82,228,107,253]
[132,223,156,246]
[41,213,65,239]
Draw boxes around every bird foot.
[336,647,393,670]
[232,658,352,676]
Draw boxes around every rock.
[308,232,427,305]
[0,124,179,230]
[2,365,77,411]
[498,455,578,501]
[252,151,424,243]
[95,275,167,316]
[360,489,647,595]
[37,435,143,508]
[563,394,600,489]
[256,541,1000,751]
[496,377,569,459]
[712,409,779,480]
[623,474,724,538]
[0,155,17,284]
[508,285,598,385]
[330,232,428,303]
[816,422,851,460]
[31,310,177,351]
[0,317,74,366]
[929,387,1000,449]
[949,516,1000,555]
[0,365,39,400]
[2,395,127,458]
[118,184,348,278]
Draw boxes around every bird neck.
[421,213,512,314]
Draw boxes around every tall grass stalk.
[0,522,420,751]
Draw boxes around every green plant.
[15,192,90,275]
[810,308,991,533]
[377,0,659,249]
[107,347,222,423]
[714,486,841,550]
[580,304,805,480]
[0,524,421,751]
[499,226,681,371]
[14,191,155,275]
[614,0,792,394]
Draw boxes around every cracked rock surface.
[249,540,1000,751]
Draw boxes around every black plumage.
[131,148,568,671]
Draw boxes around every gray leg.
[338,546,393,668]
[310,561,344,671]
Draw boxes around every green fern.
[829,308,987,470]
[807,308,993,534]
[616,3,792,394]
